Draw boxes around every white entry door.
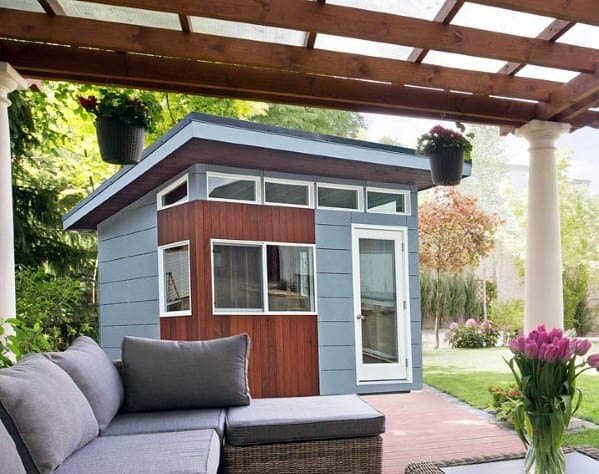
[352,226,409,383]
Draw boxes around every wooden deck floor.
[364,388,523,474]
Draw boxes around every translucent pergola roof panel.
[556,24,599,48]
[315,34,412,61]
[423,51,506,73]
[327,0,446,20]
[0,0,43,13]
[190,17,307,47]
[516,65,579,83]
[60,0,180,30]
[452,3,554,37]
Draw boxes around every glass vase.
[524,412,566,474]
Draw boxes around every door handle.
[356,314,366,320]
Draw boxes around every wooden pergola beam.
[178,15,193,33]
[37,0,65,15]
[407,0,466,63]
[79,0,598,73]
[537,72,599,120]
[305,0,326,49]
[498,20,575,76]
[0,8,563,102]
[0,40,539,127]
[468,0,599,27]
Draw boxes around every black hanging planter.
[95,117,145,165]
[429,148,465,186]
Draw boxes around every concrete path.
[364,387,524,474]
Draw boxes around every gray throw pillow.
[45,336,124,431]
[123,334,250,412]
[0,356,98,474]
[0,419,25,474]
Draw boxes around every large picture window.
[158,241,191,317]
[207,172,260,204]
[212,240,316,314]
[366,188,410,215]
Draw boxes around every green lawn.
[423,345,599,448]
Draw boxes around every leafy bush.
[16,267,98,351]
[489,299,524,342]
[489,384,521,423]
[447,319,499,348]
[0,318,52,368]
[563,264,594,336]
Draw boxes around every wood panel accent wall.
[158,200,319,398]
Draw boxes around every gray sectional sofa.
[0,334,385,474]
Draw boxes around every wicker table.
[405,447,599,473]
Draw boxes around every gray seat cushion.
[56,429,220,474]
[45,336,124,432]
[102,408,226,439]
[225,394,385,446]
[122,335,250,412]
[0,419,25,474]
[0,356,98,474]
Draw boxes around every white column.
[0,63,28,340]
[516,120,570,333]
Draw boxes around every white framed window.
[211,240,316,315]
[366,187,411,216]
[317,183,364,212]
[158,241,192,317]
[157,174,189,210]
[263,177,314,208]
[207,172,261,204]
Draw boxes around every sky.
[362,114,599,195]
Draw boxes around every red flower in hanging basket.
[78,95,98,111]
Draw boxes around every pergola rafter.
[0,0,595,129]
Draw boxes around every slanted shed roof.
[63,113,466,230]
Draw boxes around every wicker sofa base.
[222,435,383,474]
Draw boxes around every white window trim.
[366,187,411,216]
[156,174,189,211]
[263,177,314,209]
[316,182,364,212]
[158,240,192,318]
[206,171,262,205]
[210,239,317,316]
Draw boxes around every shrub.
[489,384,521,424]
[563,264,594,336]
[16,267,98,351]
[0,318,52,368]
[489,299,524,343]
[447,319,499,348]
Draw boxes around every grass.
[423,345,599,448]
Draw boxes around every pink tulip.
[465,318,477,328]
[556,338,572,361]
[570,339,592,357]
[544,344,560,363]
[528,330,539,343]
[548,328,563,341]
[449,322,459,331]
[538,342,549,360]
[524,341,539,359]
[587,354,599,370]
[509,336,525,354]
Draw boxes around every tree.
[419,188,501,348]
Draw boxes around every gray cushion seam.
[0,400,41,474]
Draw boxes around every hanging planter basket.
[428,148,465,186]
[95,117,145,165]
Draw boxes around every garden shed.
[64,113,470,398]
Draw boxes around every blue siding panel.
[319,370,356,395]
[314,210,352,226]
[317,273,353,298]
[351,213,407,227]
[316,249,352,274]
[318,322,355,346]
[98,228,157,262]
[317,298,354,322]
[319,346,355,370]
[100,324,160,349]
[100,300,159,326]
[315,225,351,250]
[99,252,157,284]
[100,276,158,305]
[98,203,156,241]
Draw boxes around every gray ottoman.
[223,395,384,474]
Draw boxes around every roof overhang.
[63,113,466,230]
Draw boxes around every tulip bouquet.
[507,325,599,474]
